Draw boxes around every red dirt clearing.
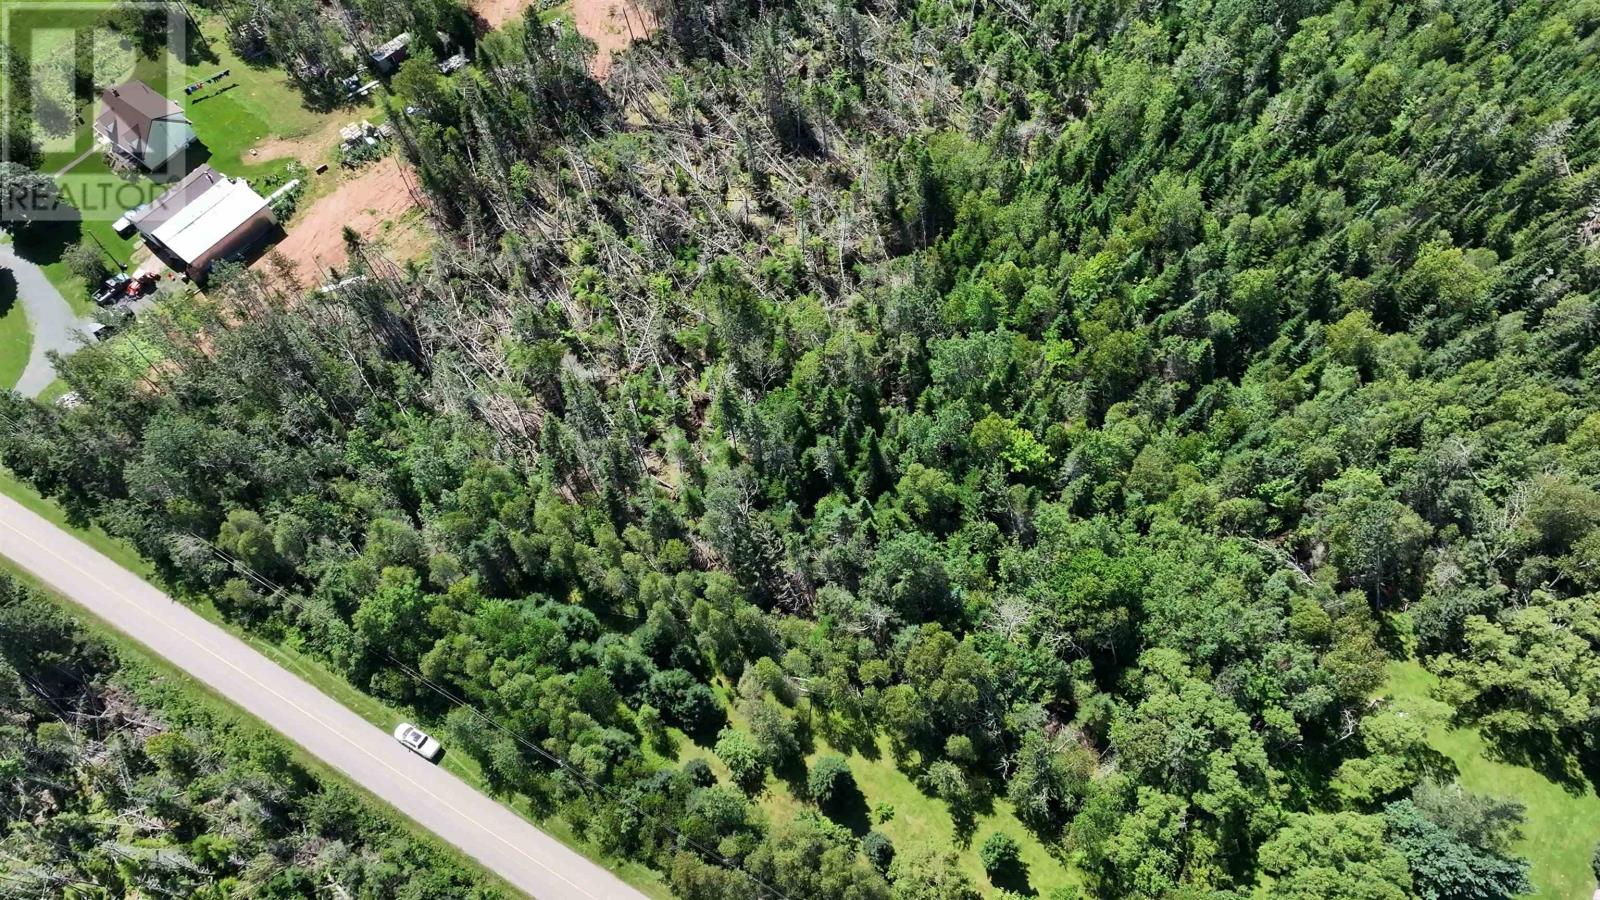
[255,157,423,286]
[574,0,656,78]
[470,0,535,30]
[469,0,655,77]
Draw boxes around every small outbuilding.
[369,32,412,74]
[95,81,198,171]
[128,165,274,281]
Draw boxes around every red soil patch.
[468,0,654,77]
[254,156,424,286]
[573,0,655,78]
[470,0,536,31]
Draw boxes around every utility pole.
[169,0,201,32]
[88,230,125,271]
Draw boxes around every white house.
[95,80,198,171]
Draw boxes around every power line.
[0,451,796,896]
[195,533,800,900]
[0,419,794,896]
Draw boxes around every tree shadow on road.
[12,215,82,266]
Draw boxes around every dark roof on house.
[97,81,185,140]
[95,81,194,167]
[128,164,227,233]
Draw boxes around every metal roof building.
[130,166,275,281]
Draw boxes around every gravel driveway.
[0,241,91,398]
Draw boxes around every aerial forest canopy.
[3,0,1599,897]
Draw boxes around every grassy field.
[670,689,1083,897]
[36,15,369,283]
[1384,659,1600,899]
[0,308,25,388]
[15,2,159,308]
[0,266,28,389]
[773,739,1081,897]
[0,467,676,899]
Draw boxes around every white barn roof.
[148,174,268,264]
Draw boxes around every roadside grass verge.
[34,377,71,404]
[0,468,675,899]
[0,468,155,576]
[0,556,528,900]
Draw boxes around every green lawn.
[34,150,144,313]
[1384,659,1600,899]
[130,20,375,182]
[0,1,76,54]
[675,691,1083,897]
[0,273,28,390]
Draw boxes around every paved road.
[0,242,90,398]
[0,492,647,900]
